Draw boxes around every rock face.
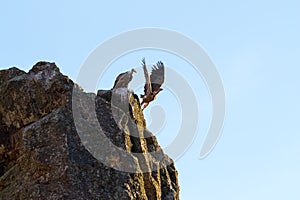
[0,62,179,199]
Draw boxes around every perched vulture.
[112,68,136,89]
[140,58,165,110]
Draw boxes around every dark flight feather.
[150,61,165,93]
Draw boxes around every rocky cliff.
[0,62,179,200]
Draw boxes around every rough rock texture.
[0,62,179,199]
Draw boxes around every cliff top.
[0,62,179,200]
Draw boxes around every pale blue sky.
[1,1,300,199]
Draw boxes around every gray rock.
[0,62,180,200]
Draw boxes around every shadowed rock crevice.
[0,62,179,199]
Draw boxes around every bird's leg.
[140,98,145,107]
[141,102,149,110]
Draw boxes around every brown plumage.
[112,68,136,89]
[140,58,165,110]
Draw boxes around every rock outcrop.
[0,62,179,199]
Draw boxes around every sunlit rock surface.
[0,62,179,200]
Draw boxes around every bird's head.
[156,88,163,94]
[157,88,163,95]
[152,88,163,97]
[131,68,137,73]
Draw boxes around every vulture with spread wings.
[140,58,165,110]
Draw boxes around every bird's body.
[112,68,136,89]
[140,58,165,110]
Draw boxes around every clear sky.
[1,1,300,199]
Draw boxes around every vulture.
[112,68,136,89]
[140,58,165,110]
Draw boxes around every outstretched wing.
[150,61,165,93]
[142,58,152,95]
